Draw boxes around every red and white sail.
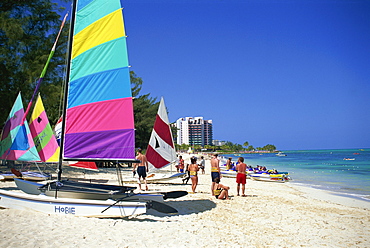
[146,97,177,171]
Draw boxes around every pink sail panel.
[146,97,177,170]
[29,95,60,162]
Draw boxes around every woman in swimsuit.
[213,177,230,200]
[188,157,199,193]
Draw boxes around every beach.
[0,153,369,248]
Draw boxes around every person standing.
[199,156,206,174]
[178,156,185,173]
[188,157,199,193]
[210,153,221,196]
[133,148,149,191]
[236,157,247,196]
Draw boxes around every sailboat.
[0,0,181,217]
[0,93,51,181]
[122,97,185,183]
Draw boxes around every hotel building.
[175,117,213,146]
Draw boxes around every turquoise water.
[221,149,370,202]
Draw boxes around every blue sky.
[60,0,370,150]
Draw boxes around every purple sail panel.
[64,129,135,159]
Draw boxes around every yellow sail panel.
[72,9,125,59]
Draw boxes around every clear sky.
[61,0,370,150]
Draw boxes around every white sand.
[0,153,369,248]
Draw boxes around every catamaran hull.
[0,172,51,181]
[121,172,185,183]
[0,189,147,218]
[14,178,178,203]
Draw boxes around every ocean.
[221,148,370,202]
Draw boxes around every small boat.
[142,97,185,182]
[276,152,287,157]
[250,173,291,183]
[0,170,51,181]
[343,158,355,161]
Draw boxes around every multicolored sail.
[29,94,60,162]
[0,93,40,162]
[146,97,177,170]
[63,0,135,161]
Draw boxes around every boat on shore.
[250,172,291,183]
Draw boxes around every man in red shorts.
[236,157,247,196]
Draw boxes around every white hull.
[0,189,147,218]
[0,171,51,181]
[250,173,290,183]
[220,170,254,178]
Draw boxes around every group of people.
[181,153,248,199]
[132,149,247,199]
[211,154,248,199]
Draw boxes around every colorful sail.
[146,97,177,170]
[0,93,40,161]
[63,0,135,161]
[29,94,60,162]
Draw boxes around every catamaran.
[0,0,183,217]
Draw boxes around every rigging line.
[22,13,69,125]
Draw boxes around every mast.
[57,0,77,181]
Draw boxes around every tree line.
[176,141,277,153]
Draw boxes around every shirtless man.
[210,153,221,196]
[133,148,149,191]
[236,157,247,196]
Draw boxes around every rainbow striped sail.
[29,94,60,162]
[0,93,40,162]
[63,0,135,161]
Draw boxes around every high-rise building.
[175,117,213,146]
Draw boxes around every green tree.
[243,141,249,149]
[263,144,277,152]
[130,71,159,150]
[0,0,68,126]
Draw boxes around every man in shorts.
[133,148,149,191]
[236,157,247,196]
[210,153,221,196]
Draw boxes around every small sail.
[29,94,60,162]
[54,116,62,145]
[146,97,177,170]
[0,93,40,161]
[63,0,135,161]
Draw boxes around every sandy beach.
[0,153,369,248]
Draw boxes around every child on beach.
[236,157,247,196]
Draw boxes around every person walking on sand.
[236,157,247,196]
[188,157,199,193]
[133,148,149,191]
[199,156,205,174]
[211,153,221,196]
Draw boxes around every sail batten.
[64,0,135,161]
